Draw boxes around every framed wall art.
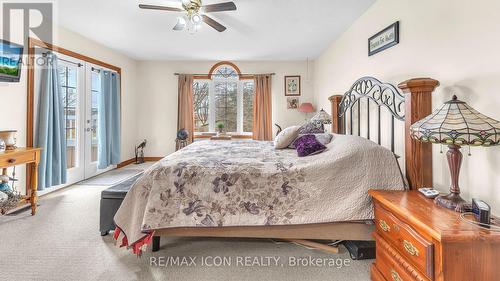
[287,97,300,109]
[368,21,399,56]
[285,75,301,96]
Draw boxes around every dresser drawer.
[374,233,429,281]
[0,150,35,167]
[374,203,434,279]
[371,263,388,281]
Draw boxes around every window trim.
[193,62,254,138]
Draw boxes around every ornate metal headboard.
[329,77,440,190]
[337,77,405,153]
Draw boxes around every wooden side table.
[0,148,41,215]
[369,190,500,281]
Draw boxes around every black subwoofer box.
[342,240,376,260]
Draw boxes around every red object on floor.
[113,227,154,256]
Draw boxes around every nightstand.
[369,190,500,281]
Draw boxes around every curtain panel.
[35,52,67,191]
[252,75,273,141]
[178,74,195,143]
[98,71,121,169]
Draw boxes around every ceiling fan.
[139,0,237,33]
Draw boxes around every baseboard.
[144,157,163,162]
[117,158,135,168]
[117,157,163,168]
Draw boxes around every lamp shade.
[298,103,314,113]
[410,95,500,146]
[311,109,332,125]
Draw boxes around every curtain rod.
[173,73,275,76]
[42,52,83,67]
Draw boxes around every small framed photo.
[285,75,301,96]
[368,21,399,56]
[287,97,300,109]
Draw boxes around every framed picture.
[368,21,399,56]
[285,75,301,96]
[287,97,300,109]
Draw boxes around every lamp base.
[434,192,470,212]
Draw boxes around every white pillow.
[274,126,300,149]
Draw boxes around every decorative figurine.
[177,128,189,141]
[135,139,147,164]
[175,129,189,151]
[0,174,11,193]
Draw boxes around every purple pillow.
[294,134,327,157]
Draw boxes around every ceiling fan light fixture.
[139,0,234,33]
[173,16,187,31]
[191,13,202,24]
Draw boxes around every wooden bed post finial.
[329,95,343,133]
[398,78,440,190]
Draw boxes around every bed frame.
[152,77,440,252]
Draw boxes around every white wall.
[314,0,500,214]
[0,25,139,192]
[136,60,315,157]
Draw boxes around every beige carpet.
[0,166,371,281]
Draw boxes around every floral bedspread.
[114,136,404,253]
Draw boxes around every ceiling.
[55,0,375,61]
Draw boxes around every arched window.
[193,62,254,136]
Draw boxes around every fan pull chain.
[439,144,443,154]
[468,146,472,156]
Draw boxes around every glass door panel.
[84,65,113,178]
[90,71,100,163]
[56,59,85,184]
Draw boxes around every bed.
[113,77,439,254]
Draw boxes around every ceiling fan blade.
[202,15,227,32]
[138,4,183,12]
[202,2,237,13]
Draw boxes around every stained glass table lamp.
[410,95,500,211]
[311,109,332,132]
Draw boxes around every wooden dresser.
[0,148,41,215]
[369,190,500,281]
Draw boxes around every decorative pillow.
[274,126,300,149]
[298,122,324,134]
[294,134,327,157]
[289,133,333,148]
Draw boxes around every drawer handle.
[403,240,419,256]
[391,269,403,281]
[7,158,16,164]
[379,219,390,232]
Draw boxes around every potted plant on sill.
[216,122,224,135]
